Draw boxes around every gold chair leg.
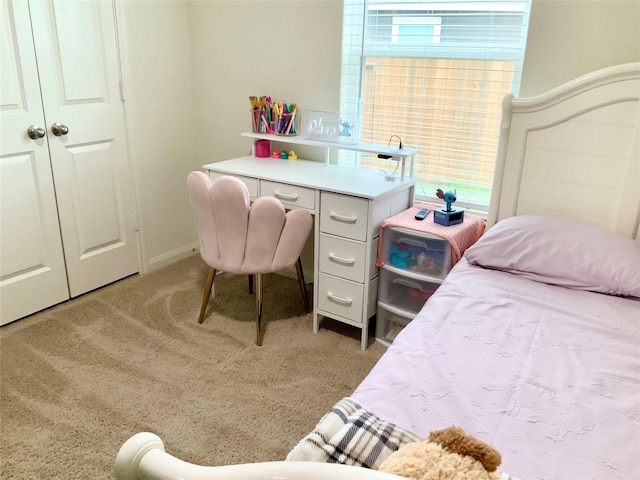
[198,267,216,324]
[295,257,310,313]
[255,273,263,346]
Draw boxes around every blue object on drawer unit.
[388,243,446,277]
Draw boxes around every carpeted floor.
[0,255,386,479]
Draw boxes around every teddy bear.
[378,426,502,480]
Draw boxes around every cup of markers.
[273,103,298,136]
[249,96,298,136]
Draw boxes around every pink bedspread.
[353,259,640,480]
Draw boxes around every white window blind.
[340,0,531,210]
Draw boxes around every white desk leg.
[361,323,367,351]
[312,191,321,334]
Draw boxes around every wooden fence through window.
[359,57,514,200]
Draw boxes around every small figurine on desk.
[340,120,353,137]
[434,188,464,226]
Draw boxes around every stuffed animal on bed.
[378,426,502,480]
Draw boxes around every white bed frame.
[489,62,640,239]
[114,62,640,479]
[115,432,404,480]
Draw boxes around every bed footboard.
[115,432,406,480]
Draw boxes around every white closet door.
[29,0,139,297]
[0,0,70,325]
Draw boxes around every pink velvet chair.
[187,172,313,345]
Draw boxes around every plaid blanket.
[286,397,420,469]
[287,397,520,480]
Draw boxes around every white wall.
[520,0,640,97]
[117,0,640,272]
[187,0,343,166]
[117,0,201,272]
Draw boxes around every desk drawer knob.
[326,292,353,306]
[274,190,299,201]
[330,212,357,224]
[328,253,356,266]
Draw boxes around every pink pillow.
[464,215,640,298]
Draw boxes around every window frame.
[339,0,531,213]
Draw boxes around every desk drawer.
[261,180,315,210]
[209,173,259,198]
[317,274,365,324]
[320,192,369,241]
[319,234,367,283]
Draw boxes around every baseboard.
[146,243,200,272]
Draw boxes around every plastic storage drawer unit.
[378,266,439,315]
[375,303,414,345]
[381,227,451,280]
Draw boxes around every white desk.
[203,154,416,350]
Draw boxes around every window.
[340,0,531,211]
[392,16,442,44]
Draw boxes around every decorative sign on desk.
[302,110,357,144]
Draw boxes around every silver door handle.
[27,125,46,139]
[51,122,69,136]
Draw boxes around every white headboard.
[488,62,640,239]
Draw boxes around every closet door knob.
[51,122,69,136]
[27,125,46,139]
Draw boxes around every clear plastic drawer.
[375,303,414,345]
[378,266,439,314]
[381,227,450,280]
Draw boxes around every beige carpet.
[0,255,386,479]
